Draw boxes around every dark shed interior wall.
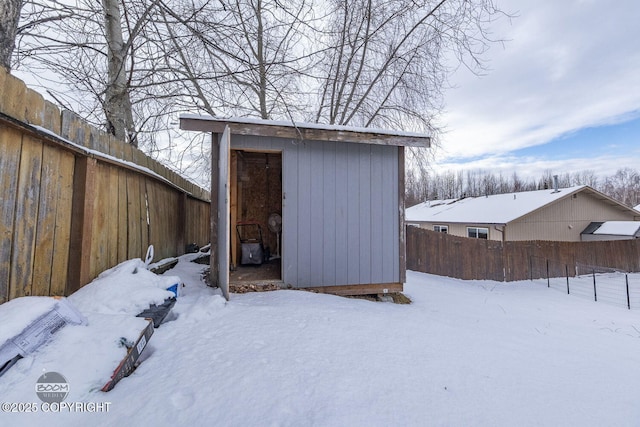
[236,152,282,253]
[231,135,400,287]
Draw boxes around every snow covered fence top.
[0,69,209,202]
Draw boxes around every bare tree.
[602,168,640,207]
[406,167,640,209]
[102,0,136,145]
[15,0,506,186]
[0,0,23,70]
[172,0,318,119]
[16,0,166,146]
[311,0,503,187]
[314,0,501,130]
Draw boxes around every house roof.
[587,221,640,236]
[179,115,431,148]
[406,186,637,225]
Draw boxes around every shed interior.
[229,150,282,283]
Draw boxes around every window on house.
[434,225,448,233]
[467,227,488,239]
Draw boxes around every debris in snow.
[230,283,281,293]
[0,297,86,376]
[149,258,180,275]
[0,256,186,392]
[101,319,154,392]
[136,297,177,328]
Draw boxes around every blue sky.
[434,0,640,180]
[512,116,640,161]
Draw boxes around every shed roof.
[406,186,637,225]
[179,115,431,148]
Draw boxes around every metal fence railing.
[529,256,640,310]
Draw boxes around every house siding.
[407,190,638,242]
[507,192,637,241]
[409,222,500,240]
[231,135,400,287]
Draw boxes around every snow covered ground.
[2,254,640,426]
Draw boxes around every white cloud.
[437,0,640,166]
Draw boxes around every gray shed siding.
[231,135,400,287]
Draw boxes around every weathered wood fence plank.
[9,136,43,299]
[50,150,75,296]
[0,126,23,302]
[32,144,61,297]
[0,69,210,304]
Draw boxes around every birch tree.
[102,0,136,144]
[16,0,163,146]
[0,0,23,70]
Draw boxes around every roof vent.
[552,175,560,193]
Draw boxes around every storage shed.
[179,116,430,300]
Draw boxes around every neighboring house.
[180,116,430,299]
[581,221,640,241]
[406,186,640,242]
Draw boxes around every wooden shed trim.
[180,116,431,148]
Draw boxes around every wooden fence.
[0,69,210,303]
[406,226,640,282]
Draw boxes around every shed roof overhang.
[179,115,431,148]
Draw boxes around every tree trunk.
[0,0,23,70]
[102,0,137,146]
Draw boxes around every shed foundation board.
[305,283,403,296]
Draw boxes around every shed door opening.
[230,150,282,284]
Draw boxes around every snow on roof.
[592,221,640,236]
[635,204,640,212]
[179,114,431,141]
[406,186,586,224]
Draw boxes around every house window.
[434,225,448,233]
[467,227,488,239]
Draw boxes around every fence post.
[177,192,187,256]
[67,156,97,295]
[592,269,597,302]
[626,274,630,310]
[546,259,550,288]
[565,265,570,295]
